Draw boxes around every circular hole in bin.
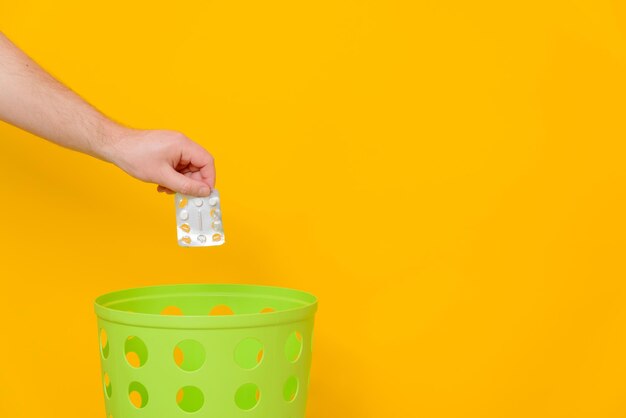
[161,306,183,316]
[260,307,275,313]
[285,331,303,363]
[235,383,260,410]
[174,340,206,371]
[234,338,264,370]
[128,382,149,409]
[283,376,299,402]
[125,336,148,368]
[176,386,204,413]
[208,304,234,315]
[103,372,112,398]
[100,329,109,359]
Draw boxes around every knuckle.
[171,131,188,142]
[179,181,193,195]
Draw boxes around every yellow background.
[2,1,626,417]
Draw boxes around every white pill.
[197,234,207,243]
[212,220,222,231]
[208,197,219,206]
[193,198,204,207]
[179,210,189,220]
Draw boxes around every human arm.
[0,32,215,196]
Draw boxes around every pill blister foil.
[175,190,225,247]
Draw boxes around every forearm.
[0,32,125,161]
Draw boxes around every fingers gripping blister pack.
[175,190,225,247]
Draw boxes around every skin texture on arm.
[0,32,215,196]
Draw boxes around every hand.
[106,129,215,196]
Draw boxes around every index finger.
[198,153,215,189]
[186,141,216,189]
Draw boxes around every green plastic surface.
[95,284,317,418]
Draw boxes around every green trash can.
[95,284,317,418]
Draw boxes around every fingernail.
[199,186,211,196]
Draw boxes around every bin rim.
[94,283,318,330]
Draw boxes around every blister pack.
[175,190,225,247]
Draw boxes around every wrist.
[95,122,135,166]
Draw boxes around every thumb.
[161,168,212,197]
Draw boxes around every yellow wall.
[2,1,626,417]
